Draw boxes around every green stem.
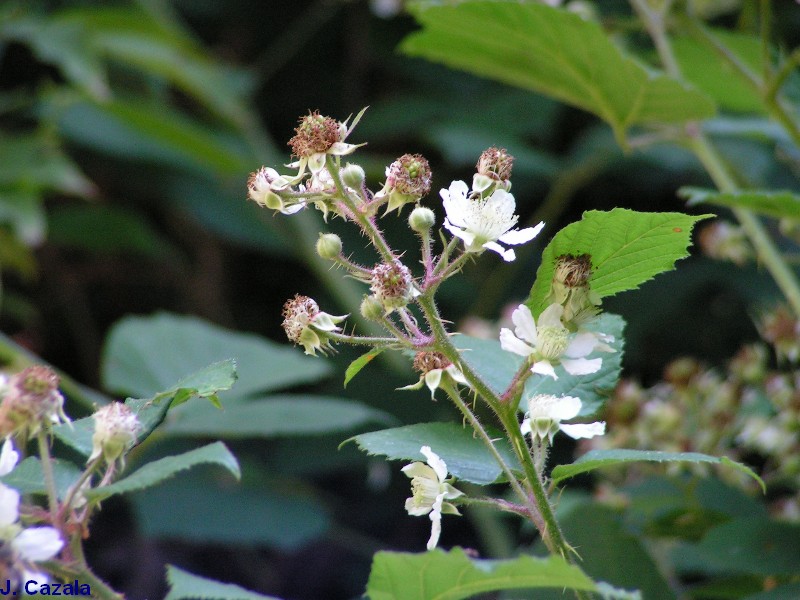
[36,431,60,528]
[324,330,406,349]
[440,381,531,509]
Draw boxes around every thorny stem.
[440,380,532,510]
[416,292,574,563]
[327,156,396,264]
[324,330,408,349]
[633,0,800,319]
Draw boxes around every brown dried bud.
[282,295,320,344]
[0,366,68,439]
[476,147,514,182]
[370,260,414,311]
[554,254,592,288]
[288,111,341,158]
[413,352,451,374]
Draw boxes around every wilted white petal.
[13,527,63,562]
[426,494,444,550]
[560,421,606,439]
[424,369,443,397]
[420,446,448,482]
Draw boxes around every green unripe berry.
[341,163,366,188]
[360,295,384,321]
[316,233,343,260]
[409,206,436,233]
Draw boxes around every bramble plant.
[3,0,800,598]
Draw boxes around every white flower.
[247,166,304,215]
[401,446,463,550]
[440,180,543,261]
[0,439,63,582]
[500,303,611,379]
[521,394,605,444]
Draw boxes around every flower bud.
[409,206,436,233]
[360,295,385,322]
[370,260,414,312]
[340,163,366,188]
[412,352,451,375]
[316,233,343,260]
[89,402,141,467]
[548,254,601,327]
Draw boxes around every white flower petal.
[510,304,538,345]
[498,222,544,245]
[562,357,602,376]
[13,527,63,562]
[560,421,606,439]
[401,462,437,481]
[21,570,47,593]
[424,369,443,397]
[549,396,582,421]
[564,332,598,358]
[538,303,565,328]
[426,494,444,550]
[0,483,20,526]
[532,360,558,380]
[446,365,468,385]
[483,241,515,261]
[0,438,19,476]
[500,328,535,357]
[420,446,448,483]
[520,418,531,436]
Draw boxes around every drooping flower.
[281,295,347,356]
[402,446,463,550]
[400,352,467,399]
[0,438,63,592]
[89,402,142,467]
[500,303,612,379]
[520,394,606,444]
[247,166,304,215]
[286,108,367,184]
[441,180,543,262]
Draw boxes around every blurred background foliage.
[1,0,800,598]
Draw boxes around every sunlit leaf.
[527,209,711,314]
[402,2,715,144]
[344,349,383,388]
[367,548,640,600]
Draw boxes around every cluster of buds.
[0,366,69,441]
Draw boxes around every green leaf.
[673,518,800,577]
[162,395,395,438]
[679,187,800,220]
[345,422,520,485]
[672,29,765,114]
[550,449,764,491]
[523,313,625,416]
[527,209,712,314]
[54,360,238,456]
[165,565,279,600]
[401,2,715,144]
[0,457,81,500]
[48,205,178,259]
[85,442,240,502]
[344,349,383,388]
[366,547,638,600]
[101,312,330,400]
[133,470,329,550]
